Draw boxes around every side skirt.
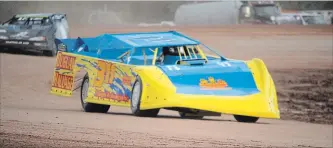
[164,107,222,116]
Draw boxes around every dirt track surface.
[1,25,333,148]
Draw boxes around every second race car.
[0,13,69,56]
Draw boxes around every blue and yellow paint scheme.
[50,31,280,119]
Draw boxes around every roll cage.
[2,13,67,26]
[117,44,219,66]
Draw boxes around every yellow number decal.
[93,60,116,87]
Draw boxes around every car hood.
[0,24,51,39]
[158,59,259,96]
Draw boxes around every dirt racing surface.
[1,25,333,148]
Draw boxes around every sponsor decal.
[52,72,74,90]
[5,40,29,45]
[56,52,76,71]
[94,89,129,102]
[10,31,29,38]
[58,43,66,51]
[166,65,180,71]
[199,77,231,89]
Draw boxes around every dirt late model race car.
[50,31,280,123]
[0,13,69,56]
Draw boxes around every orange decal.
[106,63,116,84]
[94,60,106,87]
[56,52,76,70]
[94,89,129,102]
[199,77,229,89]
[122,76,132,86]
[52,72,74,90]
[94,60,116,87]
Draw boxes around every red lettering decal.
[56,52,76,70]
[93,89,129,102]
[52,72,74,90]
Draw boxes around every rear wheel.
[131,76,160,117]
[80,74,110,113]
[233,115,259,123]
[179,112,204,119]
[43,49,56,57]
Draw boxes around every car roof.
[15,13,54,18]
[102,31,200,49]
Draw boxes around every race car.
[0,13,69,56]
[50,31,280,123]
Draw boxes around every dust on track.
[1,25,332,148]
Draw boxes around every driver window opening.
[127,44,221,66]
[155,45,207,65]
[128,47,157,65]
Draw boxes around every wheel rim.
[81,79,89,104]
[131,81,141,110]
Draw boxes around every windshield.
[253,5,280,17]
[302,15,326,25]
[7,17,51,25]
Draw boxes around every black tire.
[130,75,160,117]
[43,50,56,57]
[233,115,259,123]
[43,36,57,57]
[80,73,110,113]
[179,112,204,119]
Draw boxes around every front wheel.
[233,115,259,123]
[43,37,57,57]
[80,73,110,113]
[130,76,160,117]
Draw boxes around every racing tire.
[178,112,204,120]
[43,36,57,57]
[43,50,56,57]
[80,73,110,113]
[233,115,259,123]
[130,75,160,117]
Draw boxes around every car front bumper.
[0,39,49,51]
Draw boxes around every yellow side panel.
[50,51,137,107]
[246,58,280,117]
